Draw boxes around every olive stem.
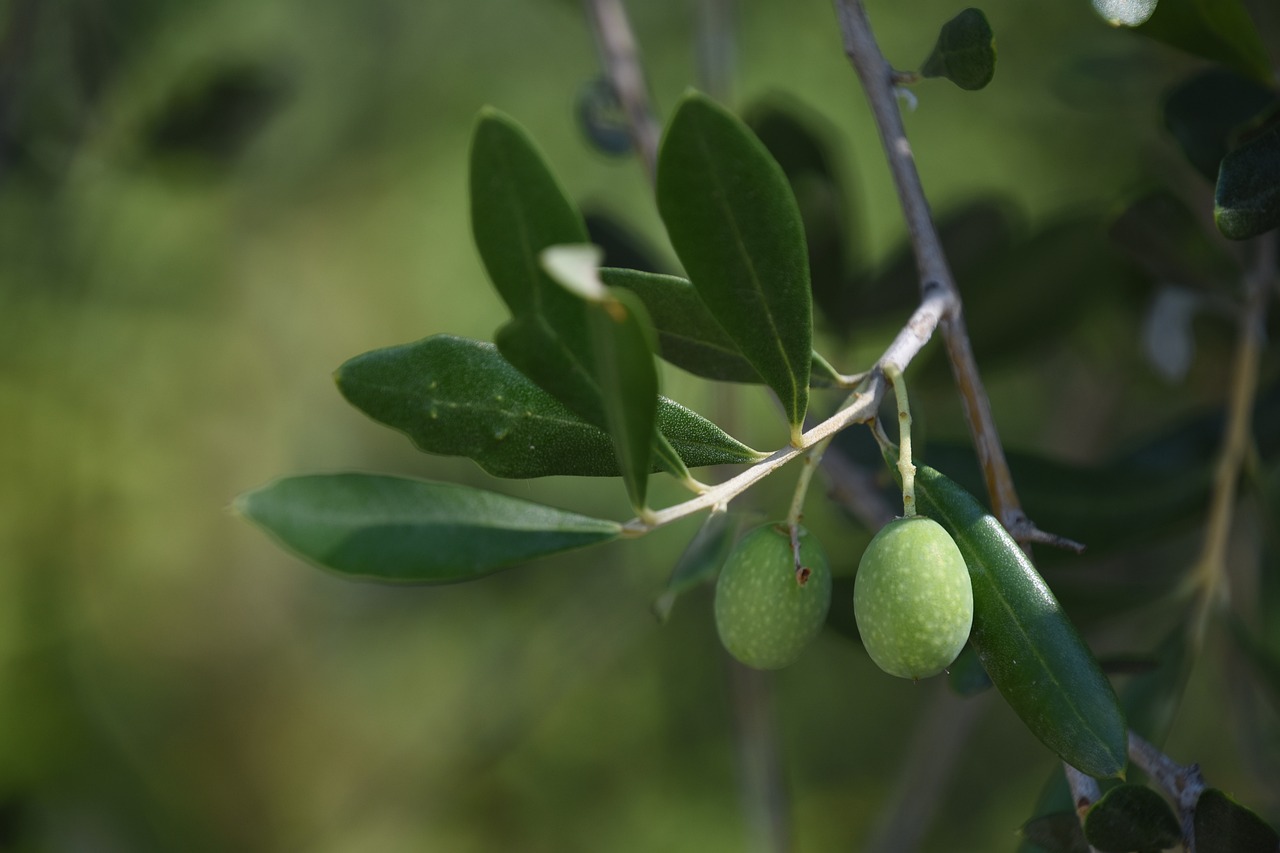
[884,364,917,518]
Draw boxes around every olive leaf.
[920,8,997,91]
[1084,784,1181,852]
[235,474,621,584]
[1215,118,1280,240]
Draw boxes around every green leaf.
[1215,117,1280,240]
[653,510,743,621]
[470,107,591,319]
[913,464,1129,779]
[601,268,841,387]
[1020,812,1090,853]
[1084,784,1181,852]
[1119,625,1191,746]
[335,335,762,478]
[745,98,862,336]
[1136,0,1271,82]
[947,644,994,696]
[920,8,997,91]
[1194,788,1280,853]
[235,474,621,583]
[657,91,813,440]
[1163,69,1279,182]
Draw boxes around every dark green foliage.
[235,474,622,583]
[1163,69,1279,182]
[1215,117,1280,240]
[1135,0,1271,82]
[1194,789,1280,853]
[920,8,997,91]
[334,335,761,478]
[1083,784,1181,852]
[657,92,814,436]
[653,511,744,621]
[913,464,1129,779]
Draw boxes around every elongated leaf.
[335,335,761,478]
[587,286,661,511]
[657,91,813,438]
[913,464,1128,779]
[235,474,621,583]
[1020,812,1089,853]
[1215,118,1280,240]
[1084,784,1181,852]
[920,8,997,91]
[653,510,744,621]
[1163,69,1279,182]
[602,268,841,387]
[1195,789,1280,853]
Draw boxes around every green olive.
[714,523,832,670]
[853,516,973,680]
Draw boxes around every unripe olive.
[714,523,832,670]
[853,516,973,680]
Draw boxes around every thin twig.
[1129,730,1207,851]
[582,0,662,183]
[622,285,953,534]
[1187,231,1275,646]
[1063,763,1103,853]
[831,0,1035,543]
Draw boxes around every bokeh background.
[2,0,1276,850]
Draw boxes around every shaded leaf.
[1228,617,1280,718]
[745,98,861,334]
[1136,0,1272,82]
[335,334,761,478]
[657,91,813,438]
[585,210,670,274]
[235,474,621,583]
[1215,117,1280,240]
[947,643,994,696]
[1120,624,1191,746]
[576,77,631,157]
[1109,189,1240,291]
[913,464,1128,778]
[1163,69,1279,182]
[1021,812,1090,853]
[1084,784,1181,852]
[602,267,841,386]
[920,8,997,91]
[1194,788,1280,853]
[653,510,744,621]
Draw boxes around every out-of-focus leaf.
[1092,0,1158,27]
[1120,625,1191,746]
[947,644,993,696]
[1229,618,1280,718]
[1259,463,1280,651]
[1163,69,1279,182]
[857,197,1019,329]
[746,98,861,335]
[1084,784,1181,852]
[1018,768,1084,853]
[653,510,744,621]
[657,91,813,439]
[913,464,1129,779]
[585,210,670,274]
[235,474,621,584]
[1109,189,1240,291]
[1136,0,1271,82]
[576,77,631,157]
[920,8,997,91]
[1215,118,1280,240]
[1194,788,1280,853]
[335,335,761,477]
[601,268,842,387]
[1021,812,1090,853]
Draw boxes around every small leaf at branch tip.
[1091,0,1157,27]
[541,244,609,302]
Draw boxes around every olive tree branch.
[1129,730,1207,851]
[583,0,662,183]
[831,0,1050,547]
[1187,231,1275,647]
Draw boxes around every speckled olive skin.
[854,516,973,680]
[714,523,832,670]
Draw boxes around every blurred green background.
[2,0,1274,850]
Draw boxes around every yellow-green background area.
[1,0,1271,850]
